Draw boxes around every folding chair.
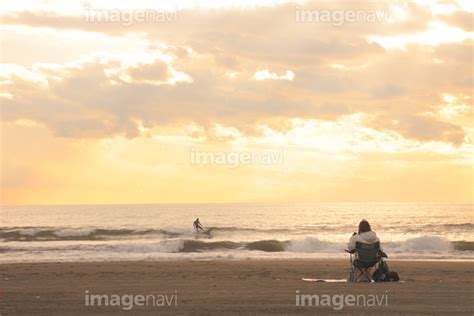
[346,241,382,282]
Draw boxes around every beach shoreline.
[1,259,473,315]
[2,257,474,264]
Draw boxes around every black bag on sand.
[387,271,400,282]
[373,261,400,282]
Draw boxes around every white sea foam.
[286,237,345,253]
[286,236,458,253]
[54,228,95,237]
[113,240,184,253]
[384,236,452,252]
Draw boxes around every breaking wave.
[4,237,471,255]
[186,237,474,253]
[0,227,186,242]
[0,226,298,242]
[285,236,474,253]
[1,225,473,255]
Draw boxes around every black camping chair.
[346,241,383,282]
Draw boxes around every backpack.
[372,261,400,282]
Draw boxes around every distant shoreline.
[2,202,472,207]
[2,258,474,265]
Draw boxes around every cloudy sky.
[1,0,472,205]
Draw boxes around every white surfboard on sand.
[303,278,404,283]
[302,278,347,283]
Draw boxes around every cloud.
[370,113,466,146]
[439,10,474,32]
[254,69,294,81]
[127,60,169,82]
[0,1,471,147]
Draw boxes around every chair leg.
[354,267,373,282]
[363,269,373,282]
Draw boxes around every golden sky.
[1,0,473,205]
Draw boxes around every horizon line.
[1,201,472,207]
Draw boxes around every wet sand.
[1,259,473,315]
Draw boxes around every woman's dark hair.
[358,220,371,234]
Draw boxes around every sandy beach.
[1,259,473,315]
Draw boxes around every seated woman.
[347,219,379,251]
[347,220,397,282]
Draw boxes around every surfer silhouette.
[193,218,204,232]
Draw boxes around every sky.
[0,0,473,205]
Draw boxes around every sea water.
[0,203,472,263]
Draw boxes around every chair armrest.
[345,249,356,254]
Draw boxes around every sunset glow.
[1,0,472,205]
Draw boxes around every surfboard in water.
[302,278,347,283]
[202,227,214,235]
[195,227,214,237]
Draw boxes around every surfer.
[193,218,204,232]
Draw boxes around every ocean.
[1,203,472,263]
